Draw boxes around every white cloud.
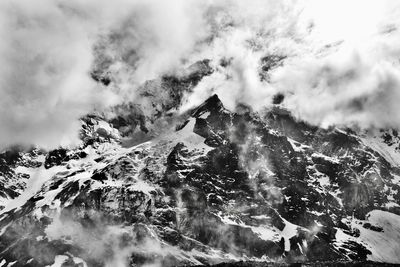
[181,0,400,131]
[0,0,121,149]
[3,0,400,149]
[271,0,400,129]
[0,0,210,149]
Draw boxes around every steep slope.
[0,94,400,266]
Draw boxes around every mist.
[0,0,210,149]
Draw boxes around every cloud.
[3,0,400,150]
[179,0,400,133]
[0,0,120,149]
[271,0,400,130]
[0,0,312,150]
[94,0,211,91]
[0,0,210,149]
[180,0,307,112]
[181,0,400,132]
[273,48,400,129]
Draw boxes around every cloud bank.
[0,0,117,149]
[181,0,400,131]
[3,0,400,149]
[273,0,400,130]
[0,0,209,149]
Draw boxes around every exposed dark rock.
[44,148,69,169]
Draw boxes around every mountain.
[1,62,400,267]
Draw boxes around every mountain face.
[1,63,400,267]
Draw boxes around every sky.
[1,0,400,149]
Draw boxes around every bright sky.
[303,0,391,45]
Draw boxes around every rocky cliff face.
[1,63,400,267]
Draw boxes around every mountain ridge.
[0,91,399,266]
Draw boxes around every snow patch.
[336,210,400,264]
[0,166,64,214]
[46,255,68,267]
[361,135,400,167]
[287,138,310,152]
[172,118,212,153]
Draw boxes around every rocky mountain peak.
[191,94,225,118]
[0,93,399,266]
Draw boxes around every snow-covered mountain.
[1,60,400,267]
